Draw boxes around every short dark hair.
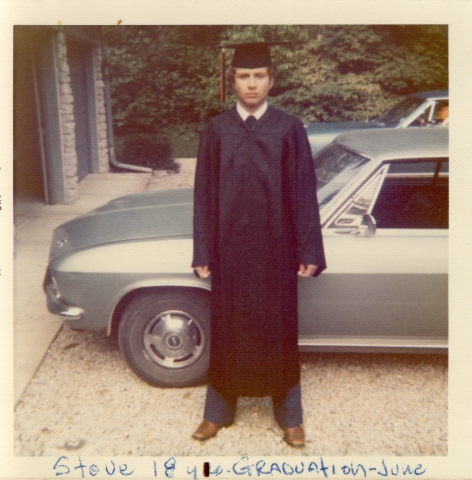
[227,66,277,86]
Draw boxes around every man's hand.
[194,265,211,278]
[298,264,317,277]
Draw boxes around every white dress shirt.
[236,101,268,121]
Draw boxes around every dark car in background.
[44,127,448,387]
[306,90,448,155]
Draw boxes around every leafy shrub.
[115,133,178,171]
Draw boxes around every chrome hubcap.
[143,310,205,368]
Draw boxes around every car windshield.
[315,146,371,207]
[376,96,425,126]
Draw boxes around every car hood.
[49,189,194,259]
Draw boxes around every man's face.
[232,67,274,113]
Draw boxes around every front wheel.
[118,289,210,387]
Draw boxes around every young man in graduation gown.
[191,42,326,448]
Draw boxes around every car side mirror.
[361,214,377,236]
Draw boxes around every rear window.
[315,146,370,207]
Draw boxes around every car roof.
[332,127,449,161]
[409,90,448,99]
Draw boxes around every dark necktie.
[246,115,257,129]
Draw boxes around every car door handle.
[334,229,361,235]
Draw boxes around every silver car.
[44,127,448,387]
[306,90,449,156]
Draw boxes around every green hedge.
[114,133,178,171]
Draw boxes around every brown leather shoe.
[191,420,232,441]
[283,425,305,448]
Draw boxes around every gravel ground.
[14,327,447,457]
[142,165,196,192]
[14,167,448,457]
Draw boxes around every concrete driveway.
[13,171,153,404]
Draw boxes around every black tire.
[118,289,210,387]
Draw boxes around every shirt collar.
[237,101,268,121]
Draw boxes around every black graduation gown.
[192,106,326,399]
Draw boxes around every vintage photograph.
[12,23,448,460]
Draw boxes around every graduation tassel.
[220,48,226,102]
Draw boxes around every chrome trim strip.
[298,337,447,349]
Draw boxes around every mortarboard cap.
[227,42,273,68]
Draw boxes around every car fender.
[107,277,211,336]
[49,236,211,332]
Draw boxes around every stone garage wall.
[52,29,111,203]
[92,46,110,173]
[55,29,79,203]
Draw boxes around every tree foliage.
[104,24,448,141]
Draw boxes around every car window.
[371,159,448,229]
[432,100,449,125]
[327,166,388,229]
[408,105,433,127]
[440,162,449,173]
[315,145,371,208]
[387,161,438,174]
[377,96,424,126]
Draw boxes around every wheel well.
[109,286,210,339]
